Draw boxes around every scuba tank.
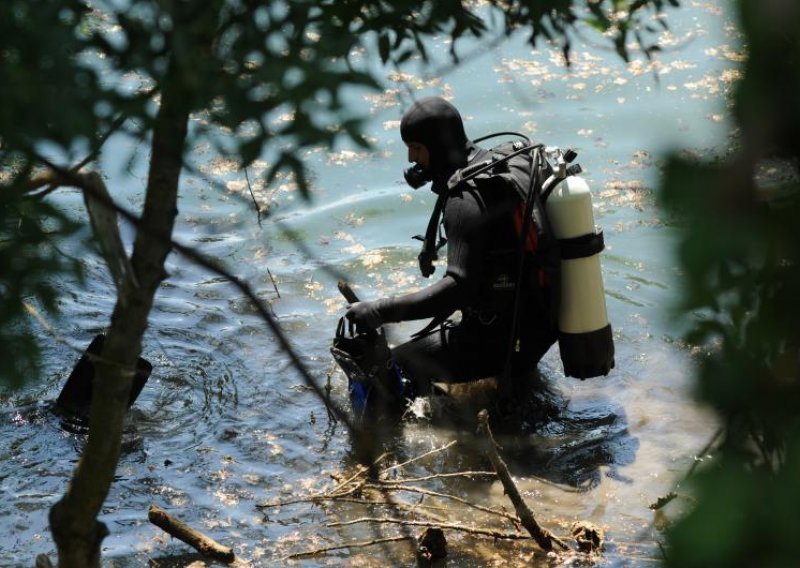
[542,150,614,378]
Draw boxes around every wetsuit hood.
[400,97,470,181]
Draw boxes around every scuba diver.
[342,96,560,407]
[333,96,614,418]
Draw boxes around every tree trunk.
[49,54,191,567]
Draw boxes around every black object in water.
[55,334,152,421]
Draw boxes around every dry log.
[148,504,235,564]
[476,409,569,551]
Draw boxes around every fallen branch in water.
[649,426,722,510]
[259,440,587,561]
[286,535,415,559]
[364,483,519,524]
[327,516,531,540]
[377,471,496,484]
[380,440,457,474]
[148,504,235,564]
[257,465,369,510]
[332,496,450,522]
[477,409,569,551]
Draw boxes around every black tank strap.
[559,229,604,260]
[414,145,489,278]
[414,191,448,277]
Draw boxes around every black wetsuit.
[347,97,557,396]
[384,159,558,394]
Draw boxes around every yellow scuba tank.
[544,155,615,379]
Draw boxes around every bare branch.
[286,535,414,559]
[477,410,569,551]
[148,505,235,563]
[380,440,457,474]
[327,517,531,541]
[378,471,496,484]
[366,483,519,525]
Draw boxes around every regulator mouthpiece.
[404,164,432,189]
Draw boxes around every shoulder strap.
[414,191,448,278]
[414,146,490,278]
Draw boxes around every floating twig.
[377,471,496,484]
[287,535,415,559]
[266,267,280,298]
[332,496,450,521]
[257,465,369,509]
[381,440,457,474]
[327,517,531,540]
[649,427,722,510]
[23,301,84,356]
[365,483,519,525]
[244,166,263,227]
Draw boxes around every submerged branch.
[477,410,569,551]
[366,483,519,525]
[380,440,457,474]
[327,517,531,541]
[333,497,450,522]
[377,471,496,484]
[286,535,415,559]
[257,465,369,509]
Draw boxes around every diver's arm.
[377,191,483,323]
[377,274,462,322]
[347,190,483,329]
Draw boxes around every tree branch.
[287,535,414,559]
[327,517,531,541]
[365,483,519,525]
[477,409,569,551]
[148,505,235,564]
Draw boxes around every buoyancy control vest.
[416,132,615,380]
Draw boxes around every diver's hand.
[345,300,384,333]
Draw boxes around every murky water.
[1,3,741,566]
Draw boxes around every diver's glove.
[345,300,385,333]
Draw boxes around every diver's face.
[406,142,430,169]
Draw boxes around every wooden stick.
[333,496,450,521]
[377,471,496,484]
[243,166,263,227]
[380,440,457,474]
[148,504,235,564]
[366,483,520,524]
[266,267,280,298]
[327,516,531,540]
[256,465,368,509]
[476,410,569,551]
[287,535,414,559]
